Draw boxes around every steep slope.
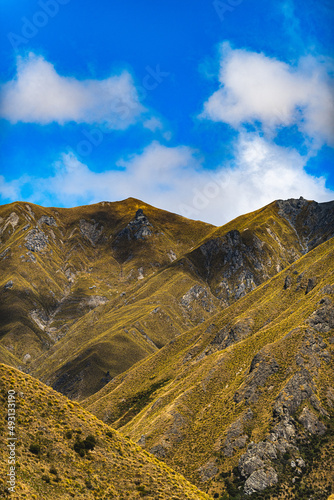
[0,363,212,500]
[0,198,214,396]
[84,236,334,498]
[31,197,334,400]
[1,197,333,403]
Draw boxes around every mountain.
[1,196,334,498]
[84,233,334,498]
[0,363,211,499]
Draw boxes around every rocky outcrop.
[298,407,326,435]
[222,410,253,457]
[79,220,103,245]
[25,228,48,252]
[181,285,214,313]
[4,280,13,290]
[116,209,153,241]
[277,197,334,251]
[212,318,253,351]
[243,467,278,495]
[38,215,57,226]
[234,350,279,404]
[308,299,334,333]
[237,363,328,495]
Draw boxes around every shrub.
[73,434,97,456]
[41,474,50,483]
[29,443,40,455]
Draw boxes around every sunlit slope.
[0,199,213,387]
[85,236,334,498]
[1,197,333,405]
[31,198,334,400]
[0,363,212,500]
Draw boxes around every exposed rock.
[137,435,146,447]
[308,301,334,333]
[0,212,20,234]
[168,250,177,262]
[273,369,315,418]
[26,251,37,263]
[23,353,31,363]
[80,296,108,309]
[305,277,317,294]
[149,444,166,458]
[198,461,219,482]
[181,285,214,313]
[38,215,57,226]
[234,351,279,403]
[0,247,10,260]
[79,220,103,245]
[296,330,331,371]
[212,318,253,351]
[284,275,292,289]
[116,209,153,241]
[25,228,48,252]
[4,280,13,290]
[244,467,278,495]
[277,198,334,251]
[298,407,326,435]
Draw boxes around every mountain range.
[0,196,333,499]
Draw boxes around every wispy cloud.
[0,53,146,129]
[1,138,333,225]
[200,42,334,147]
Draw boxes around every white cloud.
[0,53,146,128]
[1,137,333,226]
[201,43,334,147]
[143,116,163,132]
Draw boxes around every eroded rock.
[25,228,48,252]
[116,209,153,241]
[298,407,326,435]
[79,220,103,245]
[244,467,278,495]
[38,215,57,226]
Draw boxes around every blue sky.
[0,0,333,224]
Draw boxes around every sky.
[0,0,333,225]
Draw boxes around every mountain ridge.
[1,196,333,498]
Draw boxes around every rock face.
[234,350,279,404]
[116,209,153,241]
[298,407,326,435]
[79,220,103,245]
[181,285,214,313]
[244,467,278,495]
[38,215,57,226]
[277,197,334,251]
[212,318,253,351]
[25,228,48,252]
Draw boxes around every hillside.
[84,235,334,498]
[1,197,333,402]
[1,196,334,498]
[0,363,212,499]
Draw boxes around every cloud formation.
[1,138,333,226]
[0,53,145,128]
[201,43,334,147]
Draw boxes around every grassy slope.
[0,199,214,396]
[0,363,212,500]
[84,236,334,498]
[25,200,315,399]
